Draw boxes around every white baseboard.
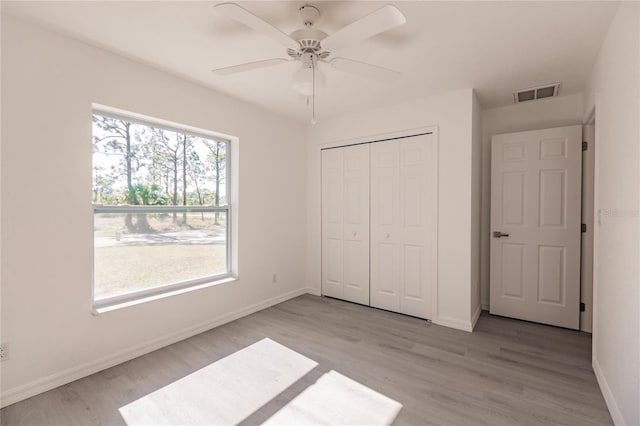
[305,286,321,296]
[470,304,482,331]
[1,287,316,408]
[592,355,625,425]
[481,304,489,311]
[433,315,474,332]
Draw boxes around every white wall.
[470,91,482,326]
[306,88,477,331]
[480,93,584,311]
[0,3,3,385]
[0,15,308,405]
[583,3,640,425]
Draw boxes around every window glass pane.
[94,210,227,300]
[92,115,227,208]
[92,112,230,302]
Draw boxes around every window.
[92,109,231,310]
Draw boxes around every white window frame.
[91,106,235,313]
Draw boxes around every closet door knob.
[385,233,390,239]
[352,231,357,237]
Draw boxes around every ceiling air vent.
[513,83,560,103]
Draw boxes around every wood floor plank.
[1,295,612,425]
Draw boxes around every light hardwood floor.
[1,294,612,425]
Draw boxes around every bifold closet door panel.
[342,144,370,305]
[321,148,344,299]
[398,134,436,319]
[370,140,401,312]
[321,144,370,305]
[370,134,436,319]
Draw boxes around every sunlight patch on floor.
[263,370,402,425]
[118,338,318,425]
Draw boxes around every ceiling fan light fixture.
[292,64,325,96]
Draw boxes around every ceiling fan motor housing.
[288,28,329,59]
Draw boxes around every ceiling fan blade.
[329,58,401,81]
[215,3,299,50]
[212,58,289,75]
[321,5,406,51]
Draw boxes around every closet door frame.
[319,126,439,320]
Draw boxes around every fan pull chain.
[311,58,317,125]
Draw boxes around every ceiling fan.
[212,2,407,123]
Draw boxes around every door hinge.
[582,141,588,151]
[581,223,587,233]
[580,302,586,312]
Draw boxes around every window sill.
[92,276,237,315]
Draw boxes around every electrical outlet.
[0,342,9,362]
[272,273,278,284]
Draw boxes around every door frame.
[581,110,596,333]
[317,125,439,319]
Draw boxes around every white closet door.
[342,144,370,304]
[370,140,401,311]
[370,134,436,319]
[321,144,370,305]
[321,148,344,299]
[399,135,437,318]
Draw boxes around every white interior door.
[490,125,582,329]
[370,134,436,319]
[321,144,370,305]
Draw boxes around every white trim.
[305,287,321,296]
[590,100,600,368]
[593,356,626,425]
[0,287,317,408]
[432,129,440,323]
[580,118,596,334]
[470,304,482,331]
[433,315,474,333]
[93,205,229,213]
[92,276,237,314]
[318,125,439,151]
[92,103,234,143]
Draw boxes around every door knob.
[493,231,510,238]
[385,233,390,239]
[352,231,357,237]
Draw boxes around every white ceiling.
[3,1,618,122]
